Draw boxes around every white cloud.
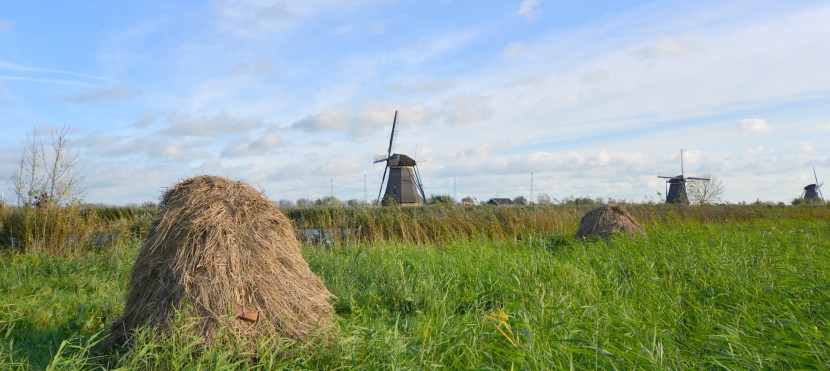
[166,111,262,137]
[293,109,343,132]
[130,114,157,129]
[581,70,609,83]
[211,0,292,38]
[636,36,693,59]
[0,20,13,32]
[221,132,283,158]
[737,118,773,133]
[802,142,814,152]
[517,0,540,21]
[745,145,764,156]
[442,95,492,125]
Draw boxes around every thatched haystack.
[575,204,646,239]
[105,175,333,349]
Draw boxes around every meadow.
[1,203,829,369]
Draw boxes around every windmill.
[373,111,426,206]
[657,149,710,204]
[802,167,824,202]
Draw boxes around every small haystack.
[575,204,646,239]
[105,175,333,349]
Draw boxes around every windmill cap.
[389,154,417,166]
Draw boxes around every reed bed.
[286,203,830,246]
[3,202,829,254]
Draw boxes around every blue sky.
[1,0,828,205]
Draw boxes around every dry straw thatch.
[575,204,646,239]
[105,175,334,349]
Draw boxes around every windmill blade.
[657,176,675,179]
[680,149,685,178]
[814,166,820,186]
[373,154,389,163]
[814,167,824,200]
[687,177,711,181]
[376,165,389,204]
[386,110,398,158]
[413,164,426,203]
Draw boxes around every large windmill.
[657,149,710,204]
[373,111,426,206]
[802,167,824,203]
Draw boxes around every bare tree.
[8,126,85,207]
[536,193,553,205]
[10,130,44,207]
[687,173,724,205]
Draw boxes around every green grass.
[1,212,829,368]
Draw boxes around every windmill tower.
[373,111,426,206]
[657,150,710,204]
[802,167,824,203]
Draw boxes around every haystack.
[105,175,333,349]
[575,204,646,239]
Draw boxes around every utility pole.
[453,177,457,202]
[530,172,534,205]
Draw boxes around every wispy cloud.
[63,82,140,103]
[504,42,525,58]
[738,118,773,133]
[0,20,13,31]
[0,61,111,81]
[517,0,540,21]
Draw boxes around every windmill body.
[374,112,426,206]
[803,184,820,199]
[657,150,709,204]
[382,154,423,206]
[802,167,824,202]
[663,176,689,204]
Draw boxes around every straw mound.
[575,204,646,239]
[105,175,333,349]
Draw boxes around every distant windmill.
[657,149,710,204]
[373,111,426,206]
[802,167,824,202]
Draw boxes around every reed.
[2,215,828,369]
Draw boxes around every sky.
[1,0,829,205]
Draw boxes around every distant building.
[486,198,516,206]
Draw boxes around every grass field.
[1,206,829,369]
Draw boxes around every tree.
[346,199,367,208]
[9,126,85,207]
[295,198,313,208]
[461,196,476,205]
[315,196,343,208]
[276,199,294,209]
[427,194,455,206]
[686,173,724,205]
[512,195,527,205]
[536,193,552,205]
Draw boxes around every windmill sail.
[803,167,824,201]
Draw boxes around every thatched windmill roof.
[105,175,334,349]
[575,204,646,239]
